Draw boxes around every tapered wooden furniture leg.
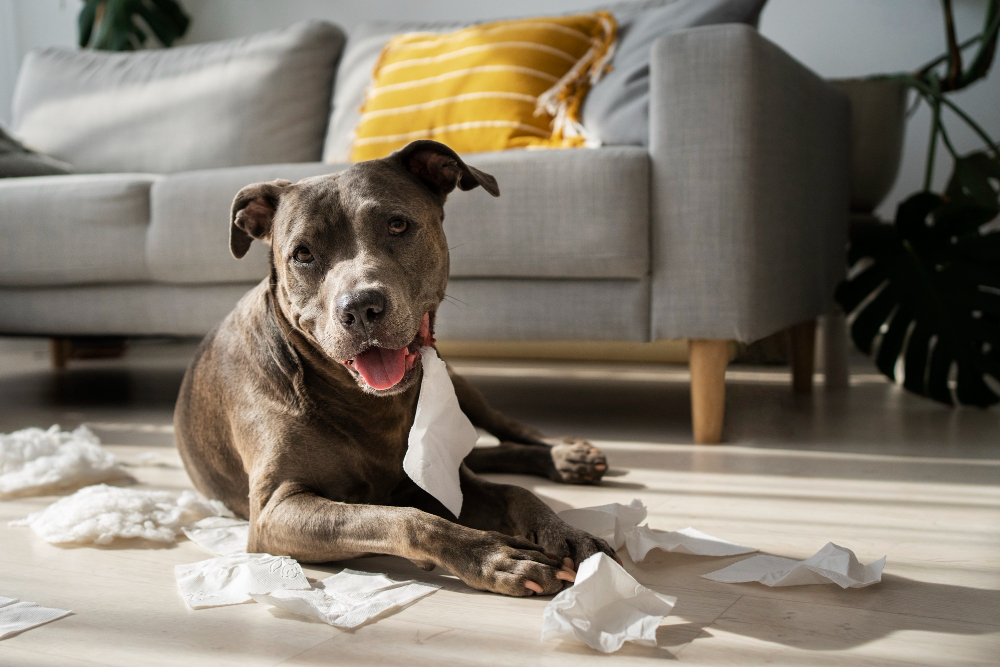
[50,338,71,370]
[789,319,817,394]
[688,339,730,444]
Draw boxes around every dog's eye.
[292,246,314,263]
[388,218,409,235]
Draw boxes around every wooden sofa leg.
[688,339,729,444]
[789,319,817,394]
[50,338,71,370]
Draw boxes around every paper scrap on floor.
[403,346,479,517]
[702,542,886,588]
[183,516,249,556]
[175,553,311,609]
[557,499,647,550]
[625,525,757,562]
[0,595,71,640]
[0,425,129,497]
[542,552,676,653]
[10,483,231,545]
[252,568,439,628]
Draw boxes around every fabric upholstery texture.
[0,174,157,287]
[581,0,767,146]
[322,0,765,161]
[349,12,617,160]
[648,25,850,342]
[0,284,253,336]
[147,162,343,284]
[146,147,649,284]
[0,278,649,341]
[12,21,345,174]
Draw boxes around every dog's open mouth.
[341,313,435,391]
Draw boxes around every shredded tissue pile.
[2,419,887,651]
[0,425,127,497]
[10,483,231,545]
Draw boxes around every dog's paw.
[451,531,571,597]
[535,523,619,569]
[547,437,607,484]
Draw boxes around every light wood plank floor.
[0,338,997,666]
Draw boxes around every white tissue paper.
[0,595,71,640]
[175,553,311,609]
[542,553,676,653]
[10,483,231,545]
[252,568,439,628]
[183,516,250,556]
[702,542,886,588]
[557,499,647,550]
[0,425,127,497]
[625,526,758,562]
[404,347,479,517]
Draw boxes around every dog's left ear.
[229,179,292,259]
[390,140,500,200]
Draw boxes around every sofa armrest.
[649,24,850,342]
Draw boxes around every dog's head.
[228,140,498,395]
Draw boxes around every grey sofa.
[0,21,850,443]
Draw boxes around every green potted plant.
[78,0,190,51]
[836,0,1000,406]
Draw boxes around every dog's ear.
[229,179,292,259]
[390,140,499,199]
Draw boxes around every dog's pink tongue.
[353,346,407,390]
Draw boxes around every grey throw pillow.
[322,0,766,161]
[582,0,768,146]
[0,124,72,178]
[12,21,346,174]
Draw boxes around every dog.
[174,140,616,596]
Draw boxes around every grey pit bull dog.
[174,140,617,597]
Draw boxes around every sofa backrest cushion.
[323,0,764,161]
[12,21,345,174]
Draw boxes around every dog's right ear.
[229,179,292,259]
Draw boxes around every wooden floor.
[0,338,997,666]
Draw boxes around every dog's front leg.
[456,466,618,570]
[249,479,572,597]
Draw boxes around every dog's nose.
[337,289,386,329]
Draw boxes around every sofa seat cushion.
[0,174,157,287]
[147,146,650,284]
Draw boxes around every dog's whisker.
[443,293,468,306]
[448,241,472,251]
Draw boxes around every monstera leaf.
[836,152,1000,406]
[79,0,190,51]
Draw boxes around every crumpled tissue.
[557,499,647,550]
[625,526,758,562]
[542,553,676,653]
[175,553,310,609]
[183,516,250,556]
[252,568,439,628]
[10,483,231,545]
[702,542,886,588]
[404,347,479,517]
[0,425,128,497]
[0,595,71,640]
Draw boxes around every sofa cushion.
[0,174,157,287]
[12,21,345,174]
[147,146,649,284]
[0,124,73,178]
[349,11,617,160]
[323,0,764,161]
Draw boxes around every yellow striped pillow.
[349,12,617,161]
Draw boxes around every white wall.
[2,0,998,219]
